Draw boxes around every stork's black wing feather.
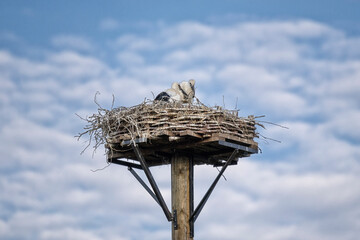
[155,92,170,101]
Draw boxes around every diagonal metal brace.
[128,167,160,206]
[109,158,143,169]
[218,140,258,154]
[190,149,239,223]
[131,143,173,222]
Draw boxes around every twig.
[259,133,282,143]
[91,162,111,172]
[258,120,289,129]
[111,94,115,110]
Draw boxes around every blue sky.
[1,1,360,240]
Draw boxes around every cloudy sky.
[1,1,360,239]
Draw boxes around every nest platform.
[92,101,259,167]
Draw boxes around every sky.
[1,1,360,240]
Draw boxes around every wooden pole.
[171,153,193,240]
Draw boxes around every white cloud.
[160,21,215,47]
[323,36,360,58]
[217,64,308,117]
[193,159,360,240]
[47,51,109,79]
[51,35,94,51]
[116,51,145,66]
[237,20,342,39]
[325,109,360,141]
[40,228,103,240]
[0,50,109,80]
[114,34,156,51]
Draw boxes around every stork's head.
[189,79,195,88]
[188,79,195,94]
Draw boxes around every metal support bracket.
[108,158,142,169]
[218,140,258,154]
[189,149,239,223]
[173,210,178,230]
[110,138,254,238]
[131,143,173,222]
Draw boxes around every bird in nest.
[155,79,195,104]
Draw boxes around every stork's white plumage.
[155,82,182,102]
[167,83,182,102]
[155,79,196,103]
[179,79,196,103]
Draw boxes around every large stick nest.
[77,96,261,157]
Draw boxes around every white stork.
[155,79,196,103]
[179,79,195,103]
[155,82,183,102]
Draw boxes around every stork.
[155,82,183,102]
[179,79,195,103]
[155,79,196,103]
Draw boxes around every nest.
[78,98,261,166]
